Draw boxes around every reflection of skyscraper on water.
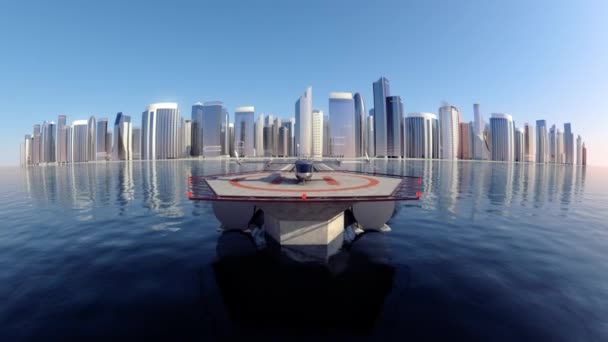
[141,161,183,218]
[436,161,459,214]
[488,163,514,207]
[117,162,134,214]
[560,166,574,207]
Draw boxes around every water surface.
[0,160,607,341]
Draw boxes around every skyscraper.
[556,129,564,164]
[142,103,179,160]
[523,123,534,162]
[329,93,355,158]
[87,116,96,162]
[199,101,225,157]
[582,143,587,165]
[273,117,282,156]
[234,106,255,157]
[386,96,404,158]
[132,127,141,160]
[353,92,366,157]
[32,124,41,165]
[278,126,288,157]
[57,115,68,163]
[96,118,109,160]
[295,87,312,157]
[228,122,235,157]
[564,123,574,165]
[182,120,191,158]
[190,102,204,157]
[367,113,374,157]
[113,112,132,161]
[24,134,32,166]
[490,113,514,162]
[536,120,548,163]
[372,77,390,157]
[549,124,557,164]
[72,120,88,163]
[472,103,487,160]
[281,118,295,157]
[323,112,330,157]
[263,124,273,157]
[405,113,438,159]
[438,103,460,160]
[311,109,324,159]
[576,135,582,165]
[222,108,229,156]
[514,127,524,162]
[458,122,472,160]
[255,114,264,157]
[42,121,56,163]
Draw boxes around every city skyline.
[2,1,607,166]
[18,77,590,167]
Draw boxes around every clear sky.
[1,0,607,166]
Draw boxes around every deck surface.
[205,171,402,198]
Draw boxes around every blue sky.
[1,0,607,165]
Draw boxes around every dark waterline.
[0,160,607,341]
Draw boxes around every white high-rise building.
[514,127,524,162]
[556,129,564,164]
[405,113,438,159]
[72,120,89,163]
[489,113,514,162]
[142,103,179,160]
[295,87,312,157]
[472,103,487,160]
[438,103,460,160]
[367,114,374,157]
[312,109,324,159]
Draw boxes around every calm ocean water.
[0,160,607,341]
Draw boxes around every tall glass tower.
[113,112,132,161]
[234,106,255,157]
[190,102,204,157]
[353,92,366,157]
[372,77,390,157]
[295,87,312,157]
[329,92,355,158]
[490,113,515,162]
[536,120,548,163]
[386,96,404,157]
[199,101,225,157]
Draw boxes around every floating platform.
[187,169,421,261]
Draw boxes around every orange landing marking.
[301,193,307,200]
[322,176,339,186]
[228,174,380,193]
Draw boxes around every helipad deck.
[188,171,421,202]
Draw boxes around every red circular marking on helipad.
[227,173,380,193]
